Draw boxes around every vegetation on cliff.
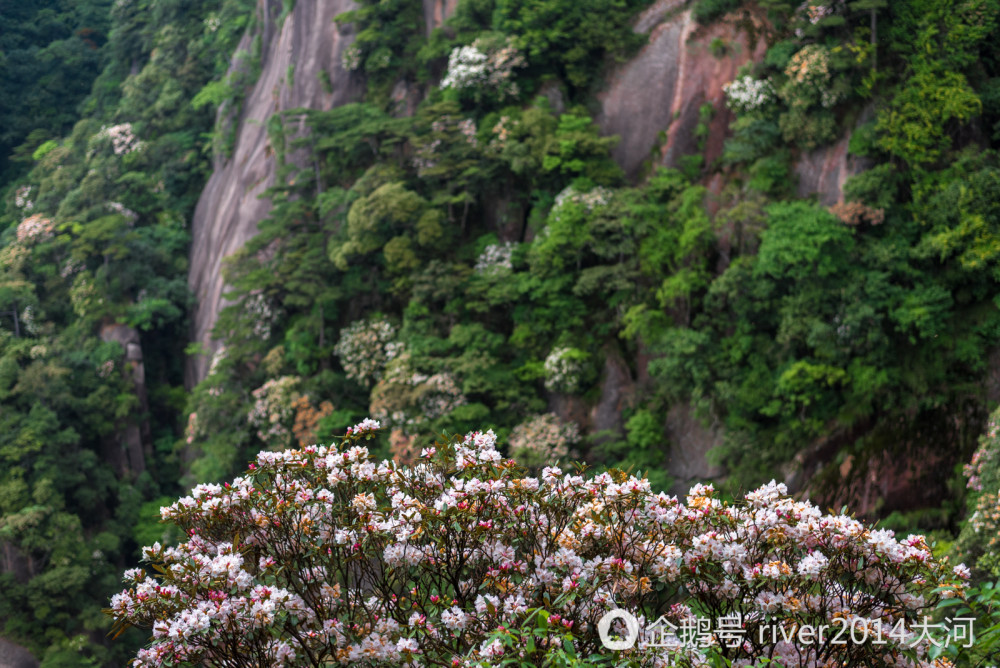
[1,0,1000,664]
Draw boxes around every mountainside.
[185,0,887,497]
[3,0,1000,664]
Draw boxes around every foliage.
[0,0,256,662]
[0,0,112,187]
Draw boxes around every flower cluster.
[341,43,362,72]
[20,305,38,336]
[806,2,834,24]
[111,423,962,667]
[457,118,477,146]
[207,346,227,377]
[98,359,116,378]
[107,201,138,224]
[489,115,514,152]
[474,242,516,275]
[441,38,525,99]
[723,75,776,114]
[247,376,302,448]
[334,317,402,386]
[243,290,274,340]
[781,45,841,109]
[958,408,1000,573]
[184,412,199,446]
[99,122,143,155]
[291,395,335,447]
[553,185,612,213]
[70,274,103,318]
[508,413,578,468]
[16,214,54,244]
[412,117,478,175]
[14,185,33,211]
[543,346,587,394]
[203,14,220,32]
[60,258,84,279]
[370,353,466,430]
[830,200,886,226]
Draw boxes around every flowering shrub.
[111,421,964,666]
[334,317,402,387]
[488,115,514,152]
[247,376,302,448]
[242,290,274,340]
[508,413,578,468]
[829,200,886,226]
[20,305,39,336]
[412,117,478,175]
[957,407,1000,576]
[14,185,33,211]
[15,214,55,244]
[70,273,104,318]
[441,37,525,100]
[544,346,588,394]
[552,185,613,215]
[98,122,144,155]
[805,2,834,24]
[60,258,84,279]
[291,395,335,447]
[723,75,776,114]
[108,201,139,224]
[370,352,466,430]
[341,43,362,72]
[474,242,516,275]
[780,45,841,110]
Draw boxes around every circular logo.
[597,609,640,650]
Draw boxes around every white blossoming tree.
[111,420,968,667]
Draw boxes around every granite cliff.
[185,0,862,490]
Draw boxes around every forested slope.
[2,0,1000,664]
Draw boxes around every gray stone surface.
[589,350,634,437]
[187,0,363,386]
[664,402,726,495]
[0,639,37,668]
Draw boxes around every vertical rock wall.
[596,1,768,180]
[186,0,363,386]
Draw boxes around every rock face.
[597,2,768,179]
[422,0,459,37]
[0,638,37,668]
[664,402,726,495]
[99,322,152,477]
[187,0,363,386]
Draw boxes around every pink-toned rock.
[794,133,854,206]
[423,0,459,36]
[597,2,767,179]
[187,0,364,386]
